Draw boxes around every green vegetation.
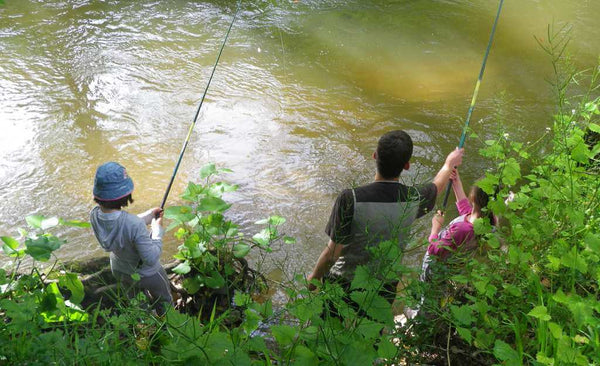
[398,28,600,365]
[1,31,599,364]
[164,163,292,318]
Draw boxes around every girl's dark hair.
[470,185,495,226]
[94,194,134,210]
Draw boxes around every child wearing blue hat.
[90,162,172,314]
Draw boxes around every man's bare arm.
[432,148,464,195]
[307,239,345,289]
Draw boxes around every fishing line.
[159,2,240,210]
[441,0,504,209]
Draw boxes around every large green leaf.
[377,338,398,359]
[480,140,505,159]
[164,206,196,222]
[188,241,207,259]
[350,290,393,325]
[570,141,590,164]
[205,271,225,289]
[456,327,472,345]
[252,228,272,248]
[501,158,521,186]
[234,291,251,307]
[39,282,61,315]
[242,308,261,335]
[289,297,323,323]
[205,332,234,363]
[232,243,250,258]
[1,236,20,255]
[162,311,206,361]
[25,235,63,261]
[271,325,297,347]
[26,215,45,229]
[340,341,378,366]
[528,305,551,321]
[493,340,520,365]
[547,322,563,339]
[58,272,84,305]
[181,181,204,202]
[476,173,499,195]
[172,261,191,275]
[561,248,588,274]
[1,296,38,328]
[356,318,385,340]
[351,265,381,291]
[556,335,589,365]
[183,275,203,294]
[197,196,231,212]
[199,163,217,179]
[536,353,555,366]
[292,345,318,366]
[451,304,474,326]
[267,215,286,226]
[247,336,268,354]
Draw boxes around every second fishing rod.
[159,3,240,211]
[441,0,504,209]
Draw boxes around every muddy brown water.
[1,0,599,275]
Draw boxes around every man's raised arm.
[432,148,464,195]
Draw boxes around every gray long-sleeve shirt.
[90,206,164,277]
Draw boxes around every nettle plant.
[165,163,294,297]
[0,216,89,325]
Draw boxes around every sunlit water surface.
[1,0,598,275]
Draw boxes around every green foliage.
[0,215,88,317]
[166,164,289,296]
[402,27,600,365]
[0,216,104,363]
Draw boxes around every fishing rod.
[441,0,504,209]
[159,3,240,210]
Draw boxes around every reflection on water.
[0,0,598,272]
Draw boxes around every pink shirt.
[427,198,474,259]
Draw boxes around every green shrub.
[402,26,600,365]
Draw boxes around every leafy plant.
[164,163,293,316]
[1,215,89,322]
[0,216,95,362]
[400,25,600,365]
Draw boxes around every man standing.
[307,130,463,301]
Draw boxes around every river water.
[1,0,599,274]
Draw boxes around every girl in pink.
[410,172,496,315]
[427,169,495,259]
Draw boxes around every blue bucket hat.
[93,162,134,201]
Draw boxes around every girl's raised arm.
[451,169,467,202]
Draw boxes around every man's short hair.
[376,130,413,179]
